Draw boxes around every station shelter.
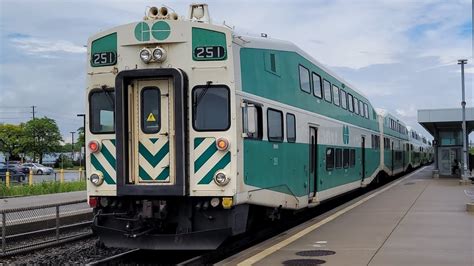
[418,108,474,177]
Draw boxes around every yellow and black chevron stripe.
[90,139,116,184]
[138,137,170,182]
[194,137,231,184]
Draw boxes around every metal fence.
[1,199,93,257]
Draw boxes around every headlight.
[90,173,104,186]
[152,47,167,62]
[214,171,230,186]
[139,48,152,63]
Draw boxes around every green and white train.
[85,4,433,250]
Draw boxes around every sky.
[0,0,472,144]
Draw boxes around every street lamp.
[457,59,469,180]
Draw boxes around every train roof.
[233,34,370,101]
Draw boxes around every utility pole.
[77,114,86,171]
[31,105,36,120]
[70,131,75,162]
[458,59,469,180]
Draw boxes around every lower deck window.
[267,108,283,142]
[326,148,334,170]
[335,148,342,168]
[89,89,115,133]
[192,85,230,131]
[350,149,356,167]
[343,149,350,168]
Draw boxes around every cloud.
[9,36,86,55]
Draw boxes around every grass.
[0,180,86,198]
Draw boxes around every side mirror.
[247,105,257,134]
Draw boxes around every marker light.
[152,47,167,62]
[89,197,98,208]
[216,138,229,151]
[140,48,152,63]
[88,140,100,153]
[214,171,230,186]
[210,197,220,207]
[90,173,104,186]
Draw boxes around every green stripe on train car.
[243,140,380,197]
[194,142,218,173]
[139,141,169,167]
[139,166,153,180]
[91,154,116,184]
[100,144,116,169]
[157,167,170,180]
[197,152,231,184]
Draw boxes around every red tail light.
[89,196,98,208]
[88,140,100,153]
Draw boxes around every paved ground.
[219,166,474,266]
[0,191,87,211]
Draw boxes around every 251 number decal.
[194,46,225,60]
[91,52,117,66]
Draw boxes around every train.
[85,3,433,250]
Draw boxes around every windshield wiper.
[193,81,212,120]
[101,85,115,108]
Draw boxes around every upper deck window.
[323,80,332,103]
[299,65,311,93]
[312,73,322,98]
[192,85,230,131]
[340,90,347,109]
[332,85,340,106]
[347,94,354,112]
[89,89,115,134]
[354,97,359,115]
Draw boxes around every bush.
[0,180,86,198]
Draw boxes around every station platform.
[0,191,87,211]
[219,166,474,266]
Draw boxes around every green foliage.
[0,180,86,197]
[77,126,85,151]
[22,117,63,163]
[0,124,25,160]
[54,154,74,168]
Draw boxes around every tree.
[23,117,63,164]
[77,126,85,150]
[0,124,25,160]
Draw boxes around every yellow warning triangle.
[147,113,156,122]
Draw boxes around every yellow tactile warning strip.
[237,166,427,266]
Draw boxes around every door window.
[141,87,161,134]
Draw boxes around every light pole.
[70,131,75,162]
[458,59,469,180]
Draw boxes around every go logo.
[134,21,171,41]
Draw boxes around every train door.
[391,141,394,173]
[361,136,365,182]
[309,127,318,201]
[130,79,173,184]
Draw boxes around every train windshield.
[192,85,230,131]
[90,89,115,133]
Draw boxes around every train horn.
[148,6,159,19]
[169,12,178,20]
[158,6,168,17]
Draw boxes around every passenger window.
[141,87,161,134]
[350,149,356,167]
[286,113,296,143]
[332,85,340,106]
[359,100,364,117]
[364,103,369,119]
[335,148,342,168]
[353,97,359,114]
[267,108,283,142]
[347,94,354,112]
[323,80,332,102]
[326,148,335,170]
[312,73,322,98]
[343,149,349,168]
[340,90,347,109]
[299,65,311,93]
[89,89,115,134]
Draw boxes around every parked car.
[21,163,54,175]
[0,166,26,183]
[4,163,30,174]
